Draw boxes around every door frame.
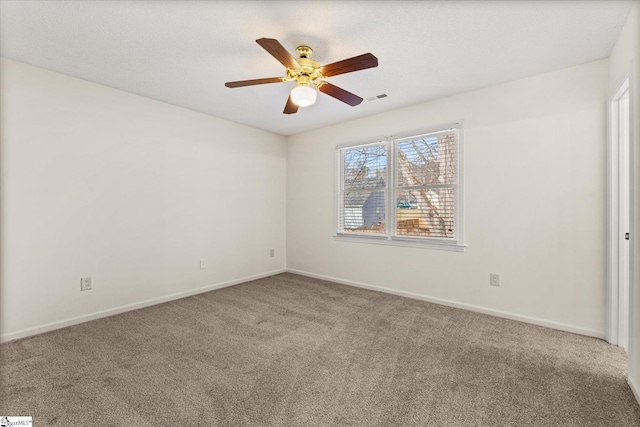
[607,73,634,349]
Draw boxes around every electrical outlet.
[270,249,275,258]
[490,273,500,287]
[199,259,206,270]
[80,277,92,291]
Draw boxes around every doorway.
[607,75,633,350]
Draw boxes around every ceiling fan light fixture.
[290,83,317,107]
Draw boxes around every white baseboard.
[630,376,640,407]
[0,268,286,344]
[287,269,605,340]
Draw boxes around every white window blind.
[336,126,463,250]
[395,130,457,239]
[339,142,387,234]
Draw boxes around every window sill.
[333,234,467,252]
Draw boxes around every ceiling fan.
[225,38,378,114]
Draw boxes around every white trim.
[387,136,394,236]
[336,139,388,150]
[607,86,620,344]
[607,73,634,348]
[629,376,640,407]
[333,234,466,251]
[455,127,465,245]
[0,268,286,343]
[287,268,604,339]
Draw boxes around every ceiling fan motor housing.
[295,45,313,58]
[287,46,323,86]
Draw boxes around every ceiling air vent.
[367,94,388,101]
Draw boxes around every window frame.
[334,124,465,251]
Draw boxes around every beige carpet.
[2,273,639,426]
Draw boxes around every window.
[336,126,464,251]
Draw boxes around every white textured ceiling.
[0,0,633,136]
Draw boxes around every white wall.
[609,0,640,404]
[0,58,287,341]
[287,59,609,338]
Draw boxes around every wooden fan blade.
[318,82,363,106]
[225,77,283,88]
[320,53,378,77]
[256,38,300,70]
[283,94,299,114]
